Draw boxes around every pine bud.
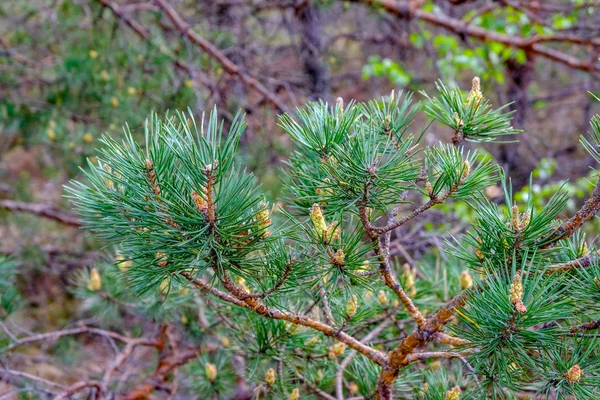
[159,278,169,295]
[328,343,346,359]
[402,263,417,297]
[83,132,94,144]
[519,211,530,230]
[425,181,434,197]
[103,164,115,190]
[392,299,400,308]
[181,314,189,325]
[333,249,345,265]
[237,277,250,293]
[579,242,589,257]
[115,254,132,271]
[324,224,341,243]
[192,187,208,214]
[346,294,358,317]
[205,363,217,382]
[462,160,471,179]
[594,277,600,288]
[265,368,276,385]
[475,248,484,261]
[467,76,483,109]
[459,270,473,289]
[453,112,464,128]
[87,268,102,292]
[509,273,527,313]
[565,364,583,383]
[305,336,320,346]
[336,97,344,120]
[221,337,230,348]
[349,382,359,394]
[445,385,461,400]
[256,201,272,238]
[378,290,388,306]
[511,205,520,230]
[156,252,167,267]
[310,203,327,237]
[390,89,395,102]
[289,388,300,400]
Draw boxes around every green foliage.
[0,256,22,318]
[423,80,520,143]
[63,82,600,399]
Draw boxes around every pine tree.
[60,79,600,399]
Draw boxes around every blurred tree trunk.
[295,3,329,101]
[498,56,535,185]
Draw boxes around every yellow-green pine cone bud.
[377,290,388,306]
[594,277,600,288]
[402,263,417,297]
[425,181,434,197]
[192,187,208,214]
[509,273,523,303]
[453,112,463,128]
[349,382,359,395]
[519,211,530,230]
[156,252,167,267]
[265,368,276,385]
[332,249,345,265]
[462,160,471,179]
[289,388,300,400]
[87,268,102,292]
[346,294,358,318]
[459,270,473,290]
[115,253,132,271]
[511,205,520,230]
[205,363,217,382]
[565,364,583,383]
[328,343,346,359]
[509,273,527,313]
[324,224,341,243]
[305,336,320,346]
[256,201,271,238]
[466,76,483,109]
[159,278,170,295]
[336,97,344,120]
[221,337,230,348]
[310,203,327,237]
[475,248,484,261]
[445,385,461,400]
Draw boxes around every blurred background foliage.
[2,0,600,398]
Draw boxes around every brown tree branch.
[180,271,388,366]
[154,0,289,113]
[351,0,600,73]
[0,200,82,227]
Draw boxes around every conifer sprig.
[63,84,600,400]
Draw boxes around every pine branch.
[405,348,479,362]
[546,249,600,273]
[543,178,600,245]
[180,271,389,366]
